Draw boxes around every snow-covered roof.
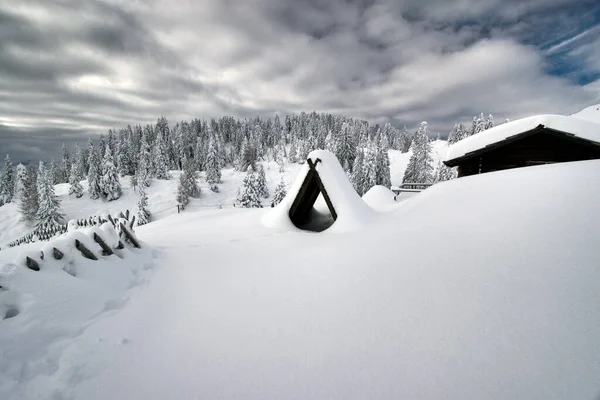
[263,150,376,232]
[571,103,600,124]
[445,114,600,163]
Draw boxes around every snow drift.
[361,185,398,211]
[263,150,376,232]
[0,222,155,399]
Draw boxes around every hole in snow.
[4,307,19,320]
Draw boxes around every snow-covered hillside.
[0,142,448,248]
[1,158,598,399]
[571,103,600,124]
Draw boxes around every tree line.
[0,111,495,230]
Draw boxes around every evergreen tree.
[350,148,367,196]
[153,132,170,179]
[19,165,38,224]
[403,121,434,184]
[137,186,150,226]
[101,146,122,201]
[73,142,86,179]
[60,143,71,183]
[205,135,222,191]
[35,165,64,230]
[362,144,378,193]
[137,133,153,190]
[271,177,287,207]
[275,140,286,172]
[87,147,102,200]
[434,160,457,183]
[176,156,199,207]
[256,164,269,198]
[0,154,14,204]
[14,163,27,201]
[236,166,262,208]
[375,135,392,188]
[48,159,59,185]
[484,114,494,130]
[68,164,84,198]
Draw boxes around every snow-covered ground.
[0,142,448,248]
[1,157,599,399]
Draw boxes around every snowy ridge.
[445,114,600,161]
[263,150,376,232]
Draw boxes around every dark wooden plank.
[93,233,114,256]
[52,247,64,260]
[25,256,40,271]
[75,239,98,260]
[119,223,141,249]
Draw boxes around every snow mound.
[0,223,154,398]
[263,150,376,232]
[361,185,398,211]
[445,114,600,161]
[571,103,600,124]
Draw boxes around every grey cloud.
[0,0,599,163]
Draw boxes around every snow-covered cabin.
[444,115,600,177]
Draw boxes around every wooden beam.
[93,233,114,256]
[25,256,40,271]
[52,247,64,260]
[75,239,98,260]
[119,223,141,249]
[307,158,337,221]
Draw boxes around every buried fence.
[2,210,134,251]
[21,215,141,272]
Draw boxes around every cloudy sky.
[1,0,600,162]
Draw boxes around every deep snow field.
[1,144,599,399]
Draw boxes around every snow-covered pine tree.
[399,126,412,153]
[73,142,86,179]
[205,135,222,192]
[176,156,199,207]
[14,163,27,201]
[88,145,102,200]
[403,121,434,184]
[0,154,14,205]
[375,134,392,188]
[434,160,457,183]
[153,132,170,180]
[137,133,153,190]
[60,143,71,183]
[362,143,378,193]
[236,166,262,208]
[484,114,494,130]
[137,186,150,226]
[49,159,60,185]
[256,164,269,198]
[68,164,84,198]
[288,136,298,163]
[101,146,122,201]
[350,148,367,196]
[271,177,287,207]
[19,165,38,224]
[275,139,286,172]
[35,165,64,230]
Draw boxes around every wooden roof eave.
[443,125,546,167]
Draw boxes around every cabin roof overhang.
[443,125,600,167]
